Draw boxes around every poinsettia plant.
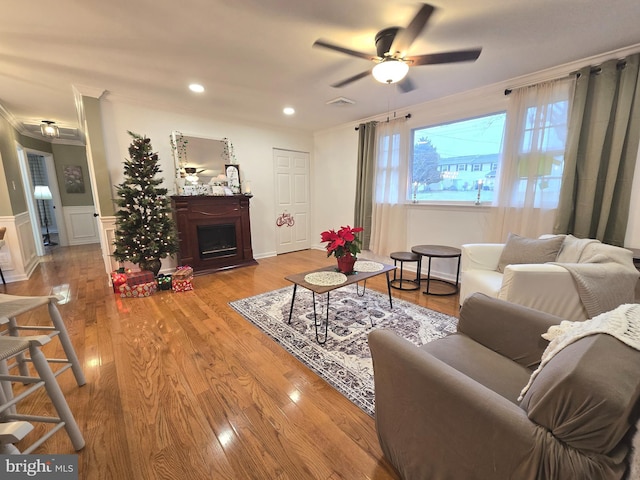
[320,225,364,258]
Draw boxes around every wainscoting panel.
[0,212,39,283]
[63,206,99,245]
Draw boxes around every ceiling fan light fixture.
[372,59,409,84]
[40,120,60,138]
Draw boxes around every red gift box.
[172,266,193,292]
[126,270,155,286]
[172,279,193,292]
[111,271,128,293]
[118,281,157,298]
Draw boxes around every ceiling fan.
[313,3,482,93]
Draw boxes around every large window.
[511,99,569,209]
[410,112,506,203]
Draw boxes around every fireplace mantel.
[171,195,257,275]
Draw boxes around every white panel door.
[62,206,100,245]
[274,149,310,254]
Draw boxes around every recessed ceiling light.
[283,107,295,115]
[189,83,205,93]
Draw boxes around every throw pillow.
[497,233,564,273]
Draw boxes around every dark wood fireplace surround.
[171,195,257,275]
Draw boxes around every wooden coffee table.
[284,263,396,344]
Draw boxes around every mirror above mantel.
[171,132,228,186]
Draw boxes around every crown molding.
[72,85,107,99]
[0,102,26,134]
[18,129,85,146]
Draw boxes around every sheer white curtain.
[489,78,574,241]
[370,117,409,256]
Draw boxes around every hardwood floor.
[2,244,459,479]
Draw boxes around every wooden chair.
[0,335,84,452]
[0,421,33,454]
[0,294,85,387]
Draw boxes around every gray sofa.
[369,293,640,479]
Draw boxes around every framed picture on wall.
[63,165,85,194]
[225,164,240,193]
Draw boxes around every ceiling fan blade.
[397,75,416,93]
[407,48,482,66]
[313,39,378,61]
[390,3,435,56]
[331,70,372,88]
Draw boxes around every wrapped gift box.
[172,266,193,292]
[156,274,173,291]
[126,270,155,286]
[119,281,157,298]
[111,271,128,293]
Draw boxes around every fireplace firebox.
[197,224,237,259]
[171,195,256,274]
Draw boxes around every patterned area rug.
[229,284,458,416]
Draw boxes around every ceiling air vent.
[326,96,356,106]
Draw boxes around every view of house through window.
[410,112,506,203]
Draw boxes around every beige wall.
[84,97,115,216]
[0,116,14,216]
[16,133,53,154]
[98,98,314,259]
[51,143,94,207]
[0,121,71,217]
[0,117,28,215]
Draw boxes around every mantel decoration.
[225,164,241,194]
[112,131,179,276]
[221,137,237,164]
[169,131,189,178]
[320,225,363,274]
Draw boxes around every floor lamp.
[34,185,57,246]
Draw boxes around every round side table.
[411,245,461,296]
[389,251,421,291]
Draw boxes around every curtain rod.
[504,60,628,95]
[504,72,574,95]
[355,113,411,130]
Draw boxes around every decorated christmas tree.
[112,131,179,274]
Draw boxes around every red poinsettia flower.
[320,229,338,243]
[320,225,364,258]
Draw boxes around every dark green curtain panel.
[354,121,377,249]
[555,54,640,246]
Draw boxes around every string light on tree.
[112,131,179,275]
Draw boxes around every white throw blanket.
[518,303,640,401]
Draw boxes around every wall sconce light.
[40,120,60,138]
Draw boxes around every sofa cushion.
[497,233,564,273]
[460,269,504,302]
[520,334,640,455]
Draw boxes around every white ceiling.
[2,0,640,140]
